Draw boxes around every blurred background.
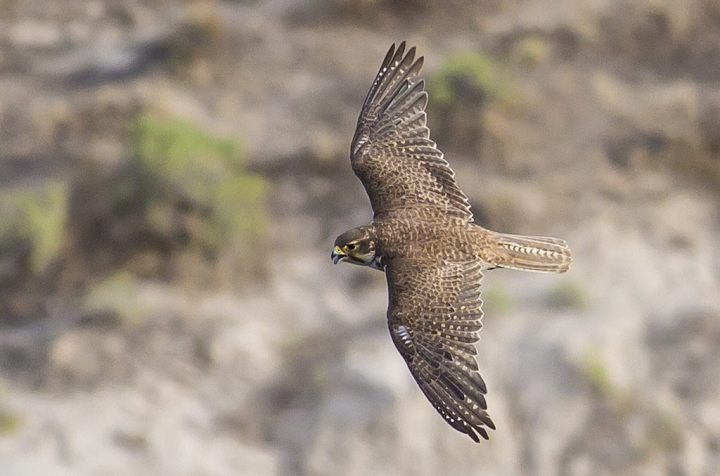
[0,0,719,475]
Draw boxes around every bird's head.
[331,226,383,270]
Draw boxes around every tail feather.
[491,232,572,273]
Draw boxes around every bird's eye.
[346,243,356,251]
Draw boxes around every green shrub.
[546,280,590,310]
[511,36,552,67]
[133,113,268,262]
[581,349,616,397]
[482,284,513,313]
[82,271,143,322]
[0,409,22,437]
[429,52,505,107]
[0,181,69,274]
[427,51,508,154]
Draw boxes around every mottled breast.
[373,218,477,261]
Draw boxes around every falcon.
[331,42,572,442]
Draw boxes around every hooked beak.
[331,246,345,264]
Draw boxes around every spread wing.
[350,42,473,222]
[385,258,494,442]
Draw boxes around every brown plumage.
[331,42,572,442]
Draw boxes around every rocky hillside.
[1,1,719,475]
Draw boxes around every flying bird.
[331,42,572,442]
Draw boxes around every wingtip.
[394,41,406,60]
[468,428,481,443]
[382,43,396,67]
[467,426,490,442]
[484,416,496,431]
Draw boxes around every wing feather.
[386,258,494,442]
[350,43,473,221]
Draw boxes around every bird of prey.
[331,42,572,442]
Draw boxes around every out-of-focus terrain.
[0,1,719,475]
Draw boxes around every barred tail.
[490,232,572,273]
